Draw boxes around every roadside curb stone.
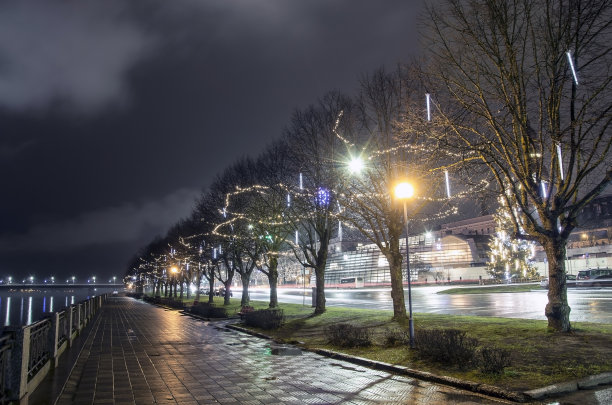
[524,381,578,399]
[227,323,527,402]
[524,372,612,399]
[577,372,612,389]
[227,322,612,403]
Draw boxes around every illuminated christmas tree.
[487,203,538,280]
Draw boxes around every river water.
[0,287,117,327]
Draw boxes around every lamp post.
[394,181,415,348]
[171,266,178,298]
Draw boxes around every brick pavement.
[53,297,512,404]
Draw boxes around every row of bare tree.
[127,0,611,332]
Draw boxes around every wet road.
[246,285,612,323]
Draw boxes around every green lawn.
[236,301,612,392]
[149,293,612,391]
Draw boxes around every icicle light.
[556,144,564,180]
[567,51,579,85]
[444,170,451,198]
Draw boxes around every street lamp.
[348,157,364,174]
[394,181,415,348]
[72,276,75,285]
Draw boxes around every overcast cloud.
[0,0,155,113]
[0,188,199,252]
[0,0,424,280]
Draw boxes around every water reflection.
[27,296,33,325]
[0,288,114,326]
[4,297,9,326]
[250,286,612,323]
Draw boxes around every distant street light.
[394,181,415,348]
[72,276,75,285]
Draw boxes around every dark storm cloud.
[0,0,423,280]
[0,0,154,113]
[0,188,199,252]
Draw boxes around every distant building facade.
[263,194,612,287]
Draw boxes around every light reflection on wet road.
[245,286,612,323]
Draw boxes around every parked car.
[112,290,119,296]
[540,274,577,289]
[576,268,612,287]
[217,287,233,297]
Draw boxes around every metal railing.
[27,319,50,380]
[0,294,107,403]
[0,334,11,404]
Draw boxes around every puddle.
[265,343,302,356]
[330,363,364,372]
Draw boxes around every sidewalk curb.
[225,323,612,403]
[523,372,612,400]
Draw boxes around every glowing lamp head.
[394,182,414,200]
[171,266,178,273]
[348,157,364,174]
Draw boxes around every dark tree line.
[126,0,611,331]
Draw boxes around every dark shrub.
[477,346,512,374]
[190,302,228,318]
[326,323,372,348]
[244,308,284,329]
[415,329,478,367]
[383,328,410,346]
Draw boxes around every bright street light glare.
[394,182,414,199]
[348,157,364,174]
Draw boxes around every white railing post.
[48,313,60,367]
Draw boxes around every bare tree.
[238,141,294,308]
[425,0,612,331]
[340,67,446,321]
[284,91,354,314]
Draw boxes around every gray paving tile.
[53,297,510,405]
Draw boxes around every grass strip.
[234,300,612,392]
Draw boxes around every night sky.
[0,0,424,282]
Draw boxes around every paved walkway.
[48,297,515,404]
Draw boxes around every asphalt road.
[244,285,612,323]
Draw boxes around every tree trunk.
[544,240,571,332]
[195,270,202,303]
[268,256,279,308]
[179,275,184,300]
[155,279,161,297]
[388,236,407,321]
[224,280,232,305]
[314,263,326,315]
[240,273,250,306]
[389,255,408,321]
[208,276,215,304]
